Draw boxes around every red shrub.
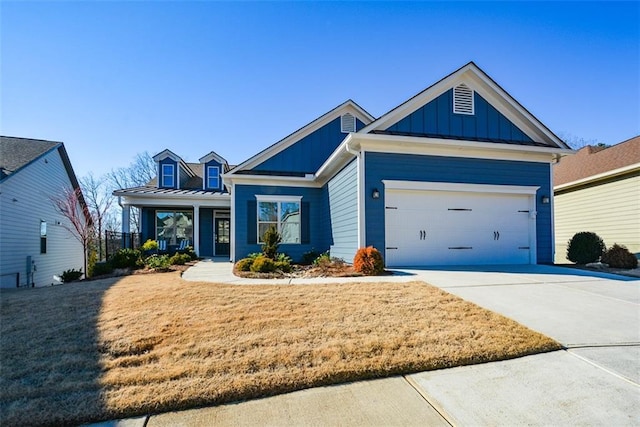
[353,246,384,275]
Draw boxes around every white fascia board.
[554,162,640,192]
[228,101,374,175]
[315,134,357,185]
[223,174,321,188]
[118,193,231,207]
[351,133,573,163]
[199,151,228,166]
[152,149,182,162]
[255,195,303,202]
[382,180,540,195]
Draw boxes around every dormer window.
[161,164,174,188]
[207,166,220,190]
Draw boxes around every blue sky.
[2,1,638,180]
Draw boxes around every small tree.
[80,172,113,260]
[261,226,281,260]
[51,187,93,278]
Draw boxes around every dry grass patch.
[1,272,561,425]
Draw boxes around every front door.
[215,218,230,256]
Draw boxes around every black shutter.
[247,200,257,244]
[301,202,310,244]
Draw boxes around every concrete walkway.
[91,261,640,426]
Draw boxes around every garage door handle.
[419,230,427,240]
[493,231,500,241]
[449,247,472,250]
[386,247,398,250]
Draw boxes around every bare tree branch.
[80,172,114,260]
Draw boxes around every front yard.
[0,272,561,426]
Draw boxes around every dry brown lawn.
[0,272,561,426]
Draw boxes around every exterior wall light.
[541,196,550,204]
[372,188,380,199]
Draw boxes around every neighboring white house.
[0,136,89,288]
[554,136,640,263]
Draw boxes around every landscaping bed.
[0,272,561,426]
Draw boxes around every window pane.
[280,202,300,222]
[258,222,277,242]
[156,211,174,242]
[174,212,193,241]
[281,222,300,243]
[258,202,277,221]
[208,166,219,189]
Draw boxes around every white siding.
[0,149,85,287]
[554,175,640,263]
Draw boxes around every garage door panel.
[385,188,534,267]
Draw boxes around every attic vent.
[453,83,474,115]
[341,113,356,133]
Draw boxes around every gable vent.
[453,83,474,115]
[341,113,356,133]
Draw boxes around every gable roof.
[152,149,196,178]
[0,136,60,179]
[360,62,569,149]
[199,151,229,167]
[227,99,374,175]
[554,136,640,188]
[0,135,92,225]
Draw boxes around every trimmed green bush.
[601,244,638,269]
[91,261,114,277]
[250,256,276,273]
[301,250,321,265]
[235,258,254,272]
[141,239,159,252]
[146,254,171,270]
[177,245,197,260]
[313,251,331,266]
[566,232,605,264]
[169,253,191,266]
[109,248,142,269]
[61,268,83,283]
[274,261,292,273]
[261,226,281,260]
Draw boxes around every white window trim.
[255,195,302,244]
[155,209,194,245]
[161,164,175,188]
[207,165,220,190]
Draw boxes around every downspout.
[345,134,366,249]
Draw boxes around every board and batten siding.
[364,152,554,264]
[326,159,358,262]
[554,174,640,262]
[0,148,84,287]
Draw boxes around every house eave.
[554,162,640,192]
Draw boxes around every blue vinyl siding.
[364,152,553,263]
[158,158,177,188]
[252,117,366,174]
[199,208,214,256]
[234,184,329,262]
[385,90,534,144]
[327,159,358,262]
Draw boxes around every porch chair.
[157,240,167,252]
[178,239,190,251]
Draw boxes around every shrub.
[146,254,171,270]
[301,250,321,265]
[313,251,331,266]
[601,244,638,269]
[250,256,276,273]
[353,246,385,275]
[235,258,254,272]
[141,239,159,252]
[178,245,197,260]
[61,268,83,283]
[261,226,281,260]
[169,253,191,266]
[566,232,605,264]
[91,261,114,276]
[247,253,262,260]
[274,260,292,273]
[109,248,142,269]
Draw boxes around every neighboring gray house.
[0,136,89,288]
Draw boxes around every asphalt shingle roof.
[0,136,60,179]
[554,136,640,187]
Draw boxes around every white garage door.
[385,187,535,266]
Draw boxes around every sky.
[2,1,639,180]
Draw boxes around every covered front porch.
[114,188,231,258]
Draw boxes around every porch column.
[121,203,131,248]
[193,204,200,255]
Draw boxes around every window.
[207,165,220,189]
[161,164,174,187]
[40,220,47,254]
[257,197,301,244]
[156,210,193,245]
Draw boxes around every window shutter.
[301,202,310,244]
[247,200,257,244]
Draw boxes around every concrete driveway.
[108,264,640,426]
[401,264,640,425]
